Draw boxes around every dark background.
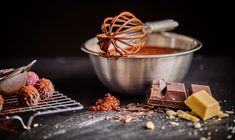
[1,1,234,58]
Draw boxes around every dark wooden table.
[0,54,235,140]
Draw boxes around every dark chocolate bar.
[146,80,189,109]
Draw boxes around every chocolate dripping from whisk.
[96,11,146,57]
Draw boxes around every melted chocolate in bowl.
[106,46,183,57]
[133,46,182,55]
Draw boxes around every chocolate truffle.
[0,94,4,111]
[26,71,39,86]
[34,78,54,99]
[18,85,40,106]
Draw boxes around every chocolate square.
[164,82,187,102]
[146,80,188,109]
[191,84,212,95]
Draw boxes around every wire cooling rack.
[0,91,83,130]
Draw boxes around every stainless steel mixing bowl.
[81,32,202,95]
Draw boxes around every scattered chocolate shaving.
[105,103,156,123]
[124,103,154,112]
[113,111,154,123]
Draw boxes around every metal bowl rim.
[81,32,202,58]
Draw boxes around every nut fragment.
[169,115,175,119]
[166,110,177,116]
[216,111,229,118]
[146,121,155,130]
[177,110,200,123]
[194,122,202,129]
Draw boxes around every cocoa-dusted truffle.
[0,94,4,111]
[26,71,39,86]
[17,86,40,106]
[34,78,54,99]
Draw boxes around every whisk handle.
[144,19,179,34]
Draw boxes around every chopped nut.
[216,111,229,118]
[169,115,175,119]
[169,121,179,126]
[194,122,202,129]
[166,110,177,116]
[177,110,200,123]
[146,121,155,130]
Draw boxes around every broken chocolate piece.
[146,80,188,109]
[191,84,211,95]
[159,79,167,93]
[164,82,187,102]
